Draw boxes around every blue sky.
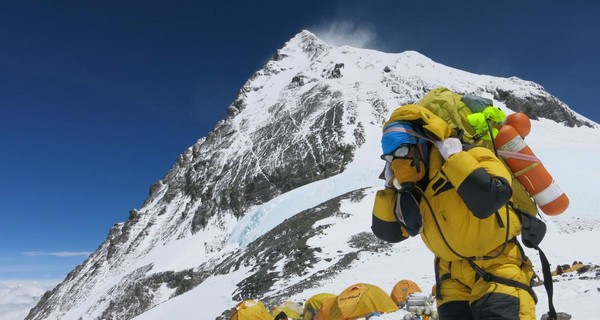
[1,1,598,281]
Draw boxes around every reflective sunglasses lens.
[393,145,410,157]
[381,144,416,163]
[381,154,394,163]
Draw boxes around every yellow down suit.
[371,105,537,320]
[422,146,536,320]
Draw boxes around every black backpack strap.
[434,257,452,300]
[466,259,538,304]
[532,243,557,319]
[434,256,442,299]
[512,206,557,319]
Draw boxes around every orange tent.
[304,293,337,320]
[390,279,422,306]
[315,295,337,320]
[230,299,272,320]
[319,283,398,319]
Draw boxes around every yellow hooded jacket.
[421,144,522,261]
[377,104,522,261]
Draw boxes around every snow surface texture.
[25,30,600,320]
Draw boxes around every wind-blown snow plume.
[312,21,378,49]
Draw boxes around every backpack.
[415,87,539,216]
[413,87,559,319]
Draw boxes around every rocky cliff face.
[494,84,593,127]
[26,30,595,320]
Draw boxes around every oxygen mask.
[391,157,426,189]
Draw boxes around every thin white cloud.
[311,21,378,49]
[22,251,91,257]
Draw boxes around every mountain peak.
[289,30,326,47]
[26,30,599,320]
[275,30,328,61]
[398,50,434,63]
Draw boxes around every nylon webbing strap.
[512,207,558,319]
[467,259,538,304]
[434,257,442,299]
[535,244,558,319]
[513,162,540,177]
[434,257,452,300]
[497,149,540,162]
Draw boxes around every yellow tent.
[321,283,399,319]
[303,293,336,320]
[390,279,422,306]
[564,263,585,273]
[230,299,272,320]
[271,301,303,319]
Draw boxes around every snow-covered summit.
[281,30,329,58]
[26,31,600,320]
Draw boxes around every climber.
[372,104,538,319]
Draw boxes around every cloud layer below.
[0,279,59,320]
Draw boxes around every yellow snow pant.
[435,242,537,320]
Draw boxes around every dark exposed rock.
[187,84,357,232]
[327,63,345,79]
[494,88,595,128]
[95,267,210,320]
[347,232,393,252]
[291,74,305,86]
[26,289,58,320]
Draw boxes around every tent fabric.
[390,279,423,305]
[564,263,585,273]
[271,301,303,319]
[304,293,336,320]
[315,296,337,320]
[321,283,399,319]
[230,299,272,320]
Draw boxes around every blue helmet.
[381,121,429,164]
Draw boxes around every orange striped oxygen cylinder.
[494,112,569,215]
